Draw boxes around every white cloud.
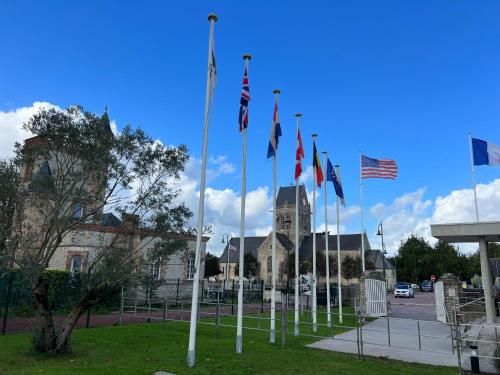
[432,179,500,224]
[173,157,273,255]
[366,187,434,254]
[0,102,61,158]
[366,181,500,255]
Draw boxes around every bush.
[0,269,120,317]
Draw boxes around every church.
[219,185,395,287]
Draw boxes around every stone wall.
[438,273,461,323]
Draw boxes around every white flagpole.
[468,132,480,222]
[359,152,366,272]
[322,151,331,328]
[236,54,251,354]
[311,134,318,333]
[294,113,302,336]
[335,164,343,324]
[187,13,217,368]
[270,89,280,343]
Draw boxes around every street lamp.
[222,233,232,281]
[376,221,387,284]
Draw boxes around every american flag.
[238,66,250,131]
[361,155,398,179]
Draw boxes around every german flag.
[313,142,323,187]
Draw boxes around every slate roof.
[102,212,122,227]
[366,249,395,270]
[276,184,308,207]
[219,236,266,263]
[27,160,55,192]
[99,108,113,135]
[298,233,371,258]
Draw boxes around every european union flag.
[327,158,345,206]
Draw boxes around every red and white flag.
[295,127,304,180]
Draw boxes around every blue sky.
[2,1,500,254]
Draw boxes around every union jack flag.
[239,66,250,131]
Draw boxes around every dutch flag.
[472,138,500,166]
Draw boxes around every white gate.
[365,279,387,317]
[434,281,447,323]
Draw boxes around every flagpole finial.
[322,151,327,155]
[312,133,318,141]
[208,13,218,22]
[295,113,302,118]
[243,54,252,60]
[273,89,281,95]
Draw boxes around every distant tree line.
[387,234,496,283]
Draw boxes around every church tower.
[276,185,310,246]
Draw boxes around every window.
[280,215,285,230]
[187,256,195,280]
[151,261,160,280]
[70,255,83,273]
[285,214,291,229]
[267,256,272,273]
[85,214,94,224]
[72,202,83,220]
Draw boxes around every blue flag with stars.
[326,158,345,206]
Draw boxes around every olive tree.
[11,106,192,354]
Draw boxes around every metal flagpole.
[270,89,281,343]
[468,132,480,222]
[236,54,251,354]
[188,13,217,368]
[359,152,366,272]
[294,113,302,336]
[322,151,331,328]
[311,134,318,333]
[335,164,343,324]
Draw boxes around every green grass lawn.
[0,308,457,375]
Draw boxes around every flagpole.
[270,89,280,343]
[322,151,331,328]
[311,134,318,333]
[187,13,217,368]
[294,113,302,336]
[468,132,480,222]
[236,54,251,354]
[335,164,343,324]
[359,152,366,272]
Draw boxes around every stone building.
[220,185,395,286]
[13,110,207,281]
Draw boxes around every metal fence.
[5,273,500,374]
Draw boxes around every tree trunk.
[32,276,57,353]
[54,304,87,354]
[53,284,121,354]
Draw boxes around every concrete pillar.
[479,238,496,324]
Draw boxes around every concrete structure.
[431,221,500,324]
[220,185,395,286]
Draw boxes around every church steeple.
[99,106,112,134]
[275,184,311,245]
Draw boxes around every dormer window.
[72,202,83,220]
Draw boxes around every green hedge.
[0,269,120,317]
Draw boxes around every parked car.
[420,280,433,292]
[394,283,414,298]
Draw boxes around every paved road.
[388,291,437,321]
